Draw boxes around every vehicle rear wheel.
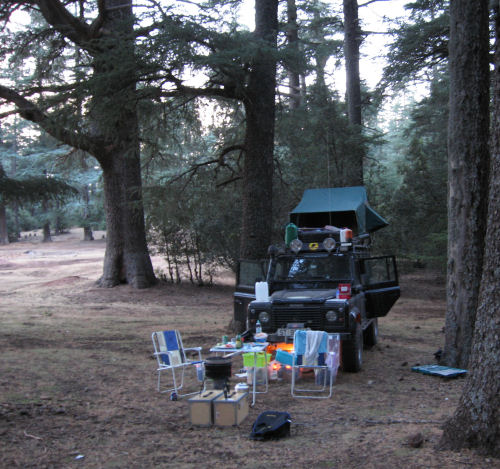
[363,318,378,348]
[342,322,363,372]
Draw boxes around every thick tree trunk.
[12,202,20,240]
[343,0,363,185]
[440,172,500,453]
[43,221,52,242]
[83,225,94,241]
[0,203,9,245]
[441,0,490,369]
[344,0,361,126]
[92,0,155,288]
[98,139,155,289]
[441,7,499,453]
[240,0,278,260]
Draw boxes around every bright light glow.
[239,0,255,30]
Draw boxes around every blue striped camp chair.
[152,330,203,398]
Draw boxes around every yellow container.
[243,352,271,368]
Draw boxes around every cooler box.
[188,390,223,426]
[275,349,294,366]
[213,391,249,426]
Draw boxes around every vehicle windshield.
[271,255,351,283]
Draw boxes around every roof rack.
[279,226,372,254]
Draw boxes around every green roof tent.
[289,186,388,235]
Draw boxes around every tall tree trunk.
[82,186,94,241]
[12,202,20,240]
[91,0,155,288]
[0,203,8,245]
[441,0,490,369]
[343,0,363,185]
[11,134,20,240]
[43,221,52,242]
[440,6,499,454]
[286,0,301,109]
[99,151,154,288]
[240,0,278,260]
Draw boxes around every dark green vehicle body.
[233,187,400,372]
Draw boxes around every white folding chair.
[279,330,333,399]
[152,330,203,398]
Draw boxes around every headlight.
[323,237,336,252]
[258,311,270,323]
[290,238,303,253]
[326,310,338,322]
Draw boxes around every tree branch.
[138,82,241,101]
[37,0,94,47]
[216,175,242,187]
[167,144,245,190]
[359,0,392,7]
[0,84,101,157]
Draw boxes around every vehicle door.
[233,259,268,329]
[359,256,400,318]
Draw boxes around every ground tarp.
[289,186,388,234]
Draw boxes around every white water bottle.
[256,320,262,334]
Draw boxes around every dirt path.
[0,231,496,468]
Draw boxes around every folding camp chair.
[152,330,203,398]
[276,330,333,399]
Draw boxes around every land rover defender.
[233,186,400,372]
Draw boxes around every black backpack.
[250,411,292,440]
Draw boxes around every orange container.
[340,228,352,243]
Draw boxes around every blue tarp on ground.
[412,365,467,378]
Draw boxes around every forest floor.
[0,229,498,469]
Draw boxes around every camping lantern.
[267,360,281,380]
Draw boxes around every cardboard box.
[213,391,249,427]
[188,390,223,426]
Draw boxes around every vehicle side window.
[361,256,398,287]
[238,260,268,288]
[274,261,289,279]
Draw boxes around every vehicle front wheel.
[342,322,363,372]
[363,318,378,348]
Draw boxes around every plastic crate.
[242,352,271,368]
